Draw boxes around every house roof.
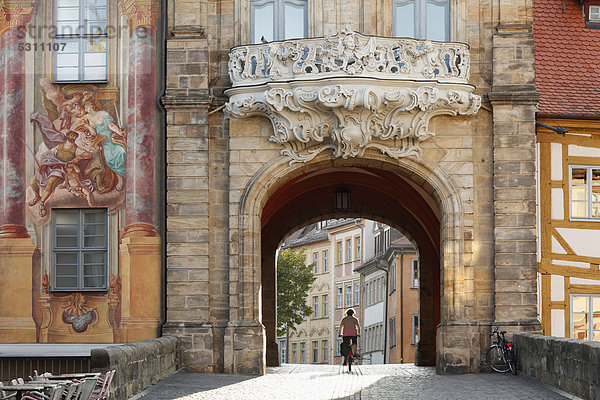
[534,0,600,117]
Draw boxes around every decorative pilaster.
[120,0,159,234]
[0,1,35,235]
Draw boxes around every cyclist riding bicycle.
[339,308,361,365]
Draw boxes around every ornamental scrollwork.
[227,83,481,163]
[226,29,480,164]
[228,28,472,87]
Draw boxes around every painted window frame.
[323,249,328,272]
[322,294,328,317]
[313,295,318,318]
[54,0,109,83]
[249,0,308,44]
[300,342,306,363]
[322,340,328,362]
[354,281,360,305]
[52,209,108,291]
[336,286,343,308]
[313,252,319,274]
[337,241,342,264]
[411,258,419,288]
[569,165,600,221]
[389,317,396,347]
[411,313,419,345]
[570,294,600,341]
[355,236,361,260]
[392,0,450,41]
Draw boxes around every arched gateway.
[163,14,542,373]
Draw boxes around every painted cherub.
[59,163,94,207]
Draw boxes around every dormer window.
[587,5,600,28]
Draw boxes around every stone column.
[489,0,541,336]
[0,1,37,342]
[118,0,161,341]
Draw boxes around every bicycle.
[341,339,356,372]
[486,326,518,375]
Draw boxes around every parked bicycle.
[486,326,517,375]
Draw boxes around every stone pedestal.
[0,237,37,342]
[436,322,479,374]
[224,321,266,375]
[119,225,161,342]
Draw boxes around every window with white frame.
[412,314,419,344]
[312,341,318,363]
[336,337,342,355]
[55,0,108,82]
[337,241,342,264]
[279,339,286,363]
[384,228,390,248]
[356,237,361,260]
[393,0,449,41]
[374,233,381,254]
[313,252,319,274]
[313,296,318,318]
[250,0,307,44]
[570,166,600,220]
[337,287,343,308]
[53,209,107,291]
[389,261,397,293]
[571,294,600,341]
[590,5,600,22]
[389,317,396,347]
[322,294,328,317]
[411,258,419,288]
[300,342,306,363]
[323,250,328,272]
[292,343,297,362]
[354,282,360,305]
[322,340,328,362]
[346,239,352,262]
[345,285,352,307]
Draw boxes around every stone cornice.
[119,0,159,33]
[0,0,35,35]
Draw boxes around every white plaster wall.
[552,260,590,269]
[551,236,567,254]
[568,145,600,158]
[556,228,600,258]
[551,188,564,220]
[551,143,562,181]
[363,302,384,327]
[570,278,600,285]
[551,309,565,337]
[550,275,564,302]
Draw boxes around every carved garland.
[227,83,481,164]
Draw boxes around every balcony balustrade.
[226,29,481,164]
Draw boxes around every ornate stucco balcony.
[226,29,481,163]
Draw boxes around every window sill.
[50,288,108,293]
[53,80,109,85]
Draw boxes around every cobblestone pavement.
[131,364,573,400]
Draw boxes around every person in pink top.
[339,308,361,365]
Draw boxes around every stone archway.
[227,152,474,374]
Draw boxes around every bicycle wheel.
[508,350,518,375]
[486,345,510,372]
[348,353,352,372]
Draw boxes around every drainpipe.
[375,257,389,364]
[400,249,404,364]
[157,0,167,336]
